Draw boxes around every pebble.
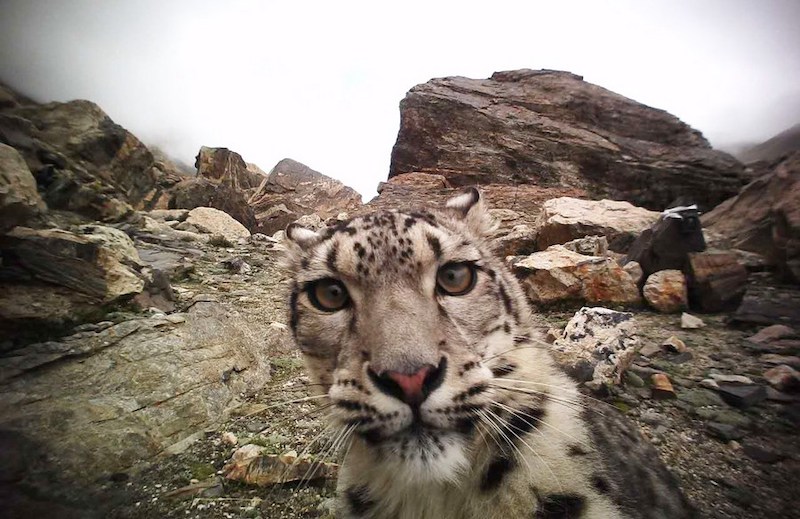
[640,409,667,426]
[650,373,676,399]
[706,422,743,441]
[681,312,705,329]
[717,383,768,409]
[662,336,687,353]
[699,379,720,390]
[639,343,662,358]
[760,354,800,368]
[708,373,754,385]
[763,365,800,392]
[221,432,238,446]
[746,324,795,344]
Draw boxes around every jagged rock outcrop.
[389,69,745,210]
[0,84,188,220]
[702,152,800,283]
[168,146,261,230]
[249,158,362,235]
[738,123,800,165]
[0,143,45,232]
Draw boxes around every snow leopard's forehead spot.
[292,209,486,285]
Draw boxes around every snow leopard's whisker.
[297,423,354,488]
[482,342,551,363]
[492,379,614,411]
[485,405,565,492]
[488,383,594,416]
[476,409,511,458]
[491,400,591,450]
[481,407,536,477]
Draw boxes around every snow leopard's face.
[284,190,536,482]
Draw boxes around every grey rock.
[717,383,768,409]
[706,422,743,441]
[676,388,725,407]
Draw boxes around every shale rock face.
[390,69,744,210]
[703,152,800,283]
[0,302,272,479]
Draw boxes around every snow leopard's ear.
[445,187,496,237]
[285,223,322,250]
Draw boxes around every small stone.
[221,432,238,446]
[699,378,720,390]
[643,270,688,313]
[639,342,662,358]
[717,383,768,409]
[694,408,752,427]
[760,354,800,368]
[640,409,667,426]
[650,373,676,399]
[709,373,754,385]
[677,388,725,407]
[165,314,186,324]
[763,365,800,392]
[747,324,795,344]
[765,387,799,402]
[681,312,705,329]
[622,261,644,285]
[706,422,743,441]
[662,336,687,353]
[741,442,785,464]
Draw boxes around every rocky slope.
[1,75,798,519]
[390,69,746,210]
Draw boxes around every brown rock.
[759,354,800,368]
[0,143,45,232]
[681,312,706,329]
[510,245,640,307]
[536,197,659,252]
[747,324,796,344]
[249,158,362,235]
[662,336,687,353]
[390,69,744,210]
[763,365,800,392]
[703,152,800,282]
[643,270,688,313]
[732,284,800,328]
[651,373,677,399]
[685,251,748,312]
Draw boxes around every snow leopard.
[284,188,696,519]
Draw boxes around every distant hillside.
[738,123,800,164]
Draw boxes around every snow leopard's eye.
[436,262,477,296]
[308,278,350,311]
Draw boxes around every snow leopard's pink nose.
[386,367,430,403]
[368,358,447,406]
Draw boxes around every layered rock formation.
[0,83,188,221]
[390,69,745,210]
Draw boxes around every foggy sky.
[1,0,799,198]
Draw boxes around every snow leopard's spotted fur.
[284,189,696,519]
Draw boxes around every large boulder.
[536,197,659,252]
[389,69,745,210]
[508,245,640,307]
[0,302,273,480]
[249,158,363,235]
[185,207,251,242]
[702,152,800,283]
[0,93,187,220]
[0,143,45,232]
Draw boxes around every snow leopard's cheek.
[436,274,506,354]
